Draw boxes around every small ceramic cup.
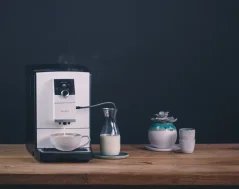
[179,139,195,153]
[179,128,195,140]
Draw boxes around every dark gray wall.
[0,0,239,144]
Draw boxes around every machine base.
[27,145,93,162]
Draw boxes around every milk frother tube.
[76,102,116,109]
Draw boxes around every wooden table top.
[0,144,238,185]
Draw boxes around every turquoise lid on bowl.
[150,123,176,131]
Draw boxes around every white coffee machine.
[25,63,93,162]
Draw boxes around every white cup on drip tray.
[50,133,90,151]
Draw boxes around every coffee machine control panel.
[53,79,76,124]
[54,79,75,98]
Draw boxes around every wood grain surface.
[0,144,238,185]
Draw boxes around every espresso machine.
[25,63,93,162]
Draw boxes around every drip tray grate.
[38,148,90,153]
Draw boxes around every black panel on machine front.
[54,79,75,95]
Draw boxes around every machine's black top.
[25,64,90,73]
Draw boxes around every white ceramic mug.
[179,139,195,153]
[50,133,90,151]
[179,128,195,140]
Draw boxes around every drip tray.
[38,148,91,153]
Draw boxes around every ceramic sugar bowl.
[148,111,177,149]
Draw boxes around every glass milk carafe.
[100,108,120,156]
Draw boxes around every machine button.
[61,90,69,98]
